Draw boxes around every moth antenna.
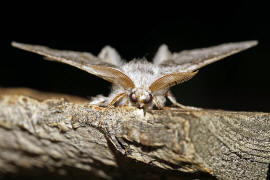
[149,71,198,92]
[90,65,135,89]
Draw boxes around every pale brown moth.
[12,41,258,111]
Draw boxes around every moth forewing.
[154,41,258,72]
[11,42,101,65]
[149,71,198,92]
[11,41,135,89]
[178,42,258,72]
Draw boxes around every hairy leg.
[153,95,163,109]
[108,93,127,107]
[99,93,128,155]
[89,94,107,106]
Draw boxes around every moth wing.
[12,42,122,67]
[149,71,198,92]
[153,41,258,72]
[98,45,123,66]
[12,42,134,89]
[152,44,172,65]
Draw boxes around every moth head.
[128,71,198,109]
[129,88,153,108]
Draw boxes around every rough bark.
[0,88,269,180]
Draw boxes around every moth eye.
[130,92,137,103]
[144,94,153,104]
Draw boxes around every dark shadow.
[267,164,270,180]
[0,165,107,180]
[104,133,216,180]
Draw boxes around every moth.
[12,41,258,111]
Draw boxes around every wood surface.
[0,88,269,180]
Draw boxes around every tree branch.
[0,88,269,180]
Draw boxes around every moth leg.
[166,91,201,110]
[108,93,127,107]
[105,129,126,155]
[102,93,128,155]
[153,95,163,109]
[89,94,107,106]
[100,93,126,125]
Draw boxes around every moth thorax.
[129,88,153,107]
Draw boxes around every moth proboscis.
[12,41,258,111]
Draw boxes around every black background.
[1,1,269,112]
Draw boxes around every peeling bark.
[0,88,269,180]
